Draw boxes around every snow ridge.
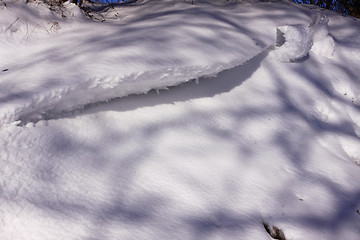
[0,60,252,127]
[1,0,275,128]
[1,10,336,127]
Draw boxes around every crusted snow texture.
[271,24,313,62]
[270,14,335,62]
[0,0,267,127]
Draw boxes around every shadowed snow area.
[1,0,360,240]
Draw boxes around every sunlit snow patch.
[310,14,336,57]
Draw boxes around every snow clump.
[310,14,336,57]
[270,13,335,62]
[271,24,313,62]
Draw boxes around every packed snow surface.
[1,0,360,240]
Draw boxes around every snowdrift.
[0,0,338,127]
[0,0,269,127]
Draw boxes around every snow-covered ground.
[1,0,360,239]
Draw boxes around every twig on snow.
[5,17,20,32]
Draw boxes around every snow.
[1,0,360,240]
[310,14,336,57]
[271,24,313,62]
[0,0,274,127]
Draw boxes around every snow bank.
[0,1,340,127]
[4,64,241,126]
[1,0,280,127]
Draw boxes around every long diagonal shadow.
[85,50,267,116]
[18,50,268,125]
